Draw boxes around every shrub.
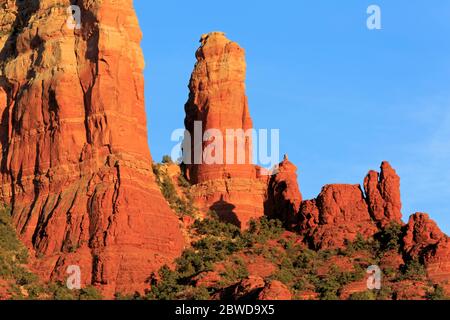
[377,222,403,252]
[178,175,191,189]
[79,286,103,300]
[314,265,365,300]
[153,163,196,217]
[193,211,241,239]
[0,207,22,253]
[271,267,296,285]
[426,285,449,300]
[219,257,249,285]
[147,266,183,300]
[398,260,427,281]
[176,286,211,300]
[48,282,78,300]
[244,217,284,245]
[349,290,377,300]
[162,155,173,164]
[293,249,317,271]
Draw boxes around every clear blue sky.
[134,0,450,233]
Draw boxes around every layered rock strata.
[0,0,184,295]
[183,32,266,229]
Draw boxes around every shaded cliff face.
[0,0,183,295]
[265,155,302,227]
[183,32,266,229]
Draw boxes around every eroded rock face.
[299,184,378,250]
[258,280,292,300]
[265,155,302,227]
[403,213,450,290]
[403,213,446,258]
[183,32,266,229]
[364,161,402,227]
[0,0,183,296]
[233,276,265,300]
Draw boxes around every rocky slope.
[149,161,450,300]
[0,0,183,296]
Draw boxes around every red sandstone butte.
[364,161,402,227]
[183,32,266,229]
[265,155,302,227]
[0,0,183,296]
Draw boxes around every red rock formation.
[242,254,277,279]
[258,280,292,300]
[340,280,370,300]
[295,161,404,250]
[392,280,429,300]
[194,271,222,289]
[299,184,378,249]
[403,213,446,258]
[364,161,402,227]
[403,213,450,291]
[183,32,266,229]
[265,155,302,226]
[0,0,183,296]
[233,276,266,300]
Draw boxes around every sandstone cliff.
[183,32,266,229]
[0,0,183,296]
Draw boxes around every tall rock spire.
[364,161,402,227]
[184,32,266,228]
[0,0,183,296]
[184,31,254,183]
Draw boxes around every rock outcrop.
[364,161,402,227]
[403,213,446,258]
[265,155,302,227]
[0,0,183,296]
[233,276,266,300]
[258,280,292,300]
[299,184,378,249]
[264,161,404,250]
[183,32,266,229]
[403,213,450,290]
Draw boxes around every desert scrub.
[0,206,103,300]
[152,159,196,217]
[0,206,34,283]
[147,215,287,300]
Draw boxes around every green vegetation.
[0,206,39,297]
[0,206,102,300]
[147,214,284,300]
[152,161,196,217]
[426,285,449,300]
[398,259,427,281]
[349,290,377,300]
[162,155,174,164]
[377,222,403,252]
[145,211,417,300]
